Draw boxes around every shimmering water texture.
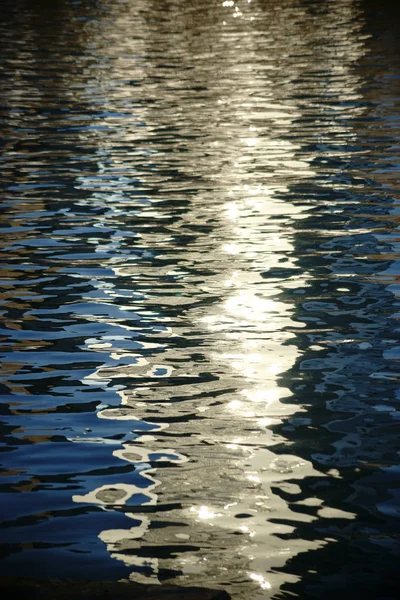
[0,1,399,598]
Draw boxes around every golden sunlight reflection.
[64,0,368,595]
[182,178,326,593]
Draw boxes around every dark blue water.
[0,0,399,598]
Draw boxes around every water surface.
[0,1,399,598]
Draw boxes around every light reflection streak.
[66,0,366,594]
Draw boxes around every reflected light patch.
[241,387,286,403]
[258,417,278,427]
[249,572,272,589]
[318,507,356,519]
[225,202,240,221]
[223,243,240,255]
[191,505,221,520]
[227,399,243,411]
[224,293,284,321]
[268,361,284,375]
[247,474,261,483]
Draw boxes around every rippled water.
[0,0,399,598]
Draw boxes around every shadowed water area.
[0,0,399,598]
